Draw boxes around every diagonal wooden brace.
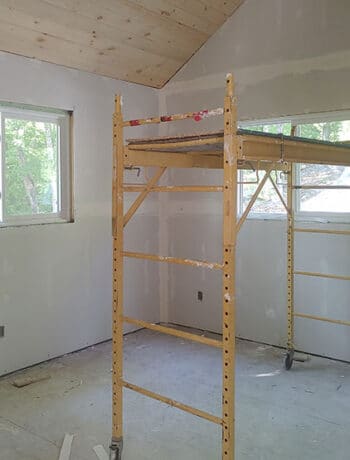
[268,173,290,215]
[123,167,166,227]
[237,163,274,233]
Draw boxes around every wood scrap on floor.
[294,353,311,363]
[12,375,51,388]
[93,445,109,460]
[58,433,74,460]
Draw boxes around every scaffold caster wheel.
[284,350,294,370]
[109,447,121,460]
[110,439,123,460]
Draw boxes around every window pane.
[242,169,287,214]
[298,120,350,142]
[244,122,292,135]
[300,189,350,213]
[300,164,349,185]
[239,121,290,214]
[298,163,350,213]
[4,118,59,217]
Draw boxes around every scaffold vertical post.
[111,95,124,459]
[222,74,238,460]
[285,163,295,370]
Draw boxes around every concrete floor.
[0,329,349,460]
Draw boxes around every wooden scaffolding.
[285,163,350,369]
[111,74,350,459]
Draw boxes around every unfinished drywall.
[160,0,350,361]
[0,51,160,376]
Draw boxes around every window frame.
[0,103,72,227]
[239,110,350,222]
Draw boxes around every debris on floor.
[58,433,74,460]
[63,379,83,394]
[93,444,109,460]
[294,353,311,363]
[12,375,51,388]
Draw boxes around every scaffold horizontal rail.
[294,270,350,281]
[123,185,224,192]
[294,312,350,327]
[123,316,223,348]
[293,185,350,190]
[123,251,223,270]
[125,148,223,169]
[294,228,350,236]
[123,107,224,127]
[121,380,223,425]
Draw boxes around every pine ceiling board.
[128,0,226,35]
[44,0,208,43]
[0,20,178,88]
[167,0,231,25]
[43,0,208,66]
[0,0,188,62]
[14,0,203,61]
[0,0,245,87]
[200,0,244,17]
[0,0,184,68]
[0,19,177,87]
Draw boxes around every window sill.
[0,217,73,229]
[244,213,350,225]
[243,213,286,221]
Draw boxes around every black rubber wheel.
[110,447,122,460]
[284,351,294,370]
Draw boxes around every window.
[238,121,291,216]
[0,103,72,226]
[294,119,350,218]
[239,113,350,220]
[239,168,287,215]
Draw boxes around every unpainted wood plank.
[0,19,175,87]
[0,0,188,62]
[0,0,244,86]
[200,0,244,16]
[169,0,231,23]
[0,3,182,74]
[12,375,51,388]
[44,0,208,53]
[129,0,225,35]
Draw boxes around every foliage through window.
[0,104,71,226]
[239,115,350,219]
[238,122,290,216]
[295,120,350,216]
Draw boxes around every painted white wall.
[0,51,160,376]
[160,0,350,361]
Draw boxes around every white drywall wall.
[160,0,350,361]
[0,51,160,376]
[1,0,350,374]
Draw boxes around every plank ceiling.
[0,0,244,88]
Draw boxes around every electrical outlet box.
[0,326,4,338]
[197,291,203,301]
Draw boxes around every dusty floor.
[0,329,349,460]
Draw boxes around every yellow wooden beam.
[122,380,222,425]
[123,167,166,227]
[123,316,223,348]
[125,148,223,169]
[123,251,222,270]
